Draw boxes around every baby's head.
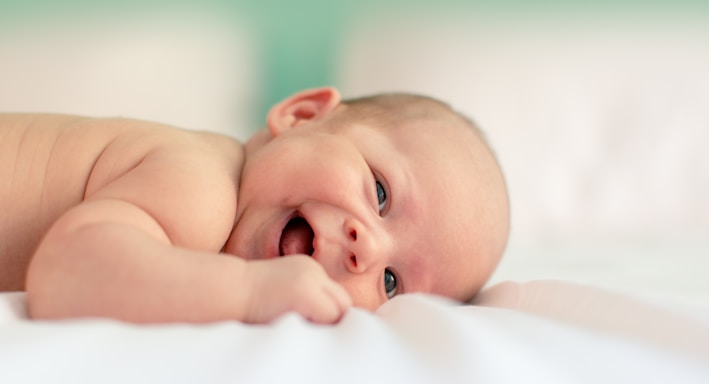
[229,87,509,309]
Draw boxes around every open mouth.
[279,214,315,256]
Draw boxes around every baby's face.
[227,110,508,309]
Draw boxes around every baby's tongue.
[280,217,314,255]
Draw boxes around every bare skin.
[0,87,509,324]
[1,113,350,324]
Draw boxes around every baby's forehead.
[382,116,482,165]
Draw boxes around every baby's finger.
[325,280,352,315]
[311,283,351,324]
[303,284,350,324]
[304,294,342,324]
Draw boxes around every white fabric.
[2,283,709,384]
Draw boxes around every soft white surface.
[489,241,709,304]
[1,283,708,384]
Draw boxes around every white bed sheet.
[2,282,708,384]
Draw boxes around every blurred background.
[1,0,707,301]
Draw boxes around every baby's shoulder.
[85,118,245,250]
[86,117,244,189]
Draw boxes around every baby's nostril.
[349,229,357,241]
[350,254,357,267]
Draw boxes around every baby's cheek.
[306,161,362,195]
[335,278,380,312]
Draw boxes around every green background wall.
[1,0,707,119]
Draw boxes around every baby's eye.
[375,180,388,214]
[384,268,398,299]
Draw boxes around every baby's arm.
[27,198,250,323]
[27,199,349,324]
[24,121,349,324]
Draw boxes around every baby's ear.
[266,87,341,136]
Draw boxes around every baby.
[0,87,509,324]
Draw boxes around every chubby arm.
[27,199,350,324]
[27,199,252,323]
[25,123,350,324]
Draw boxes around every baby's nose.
[343,217,381,274]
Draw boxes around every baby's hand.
[243,255,352,324]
